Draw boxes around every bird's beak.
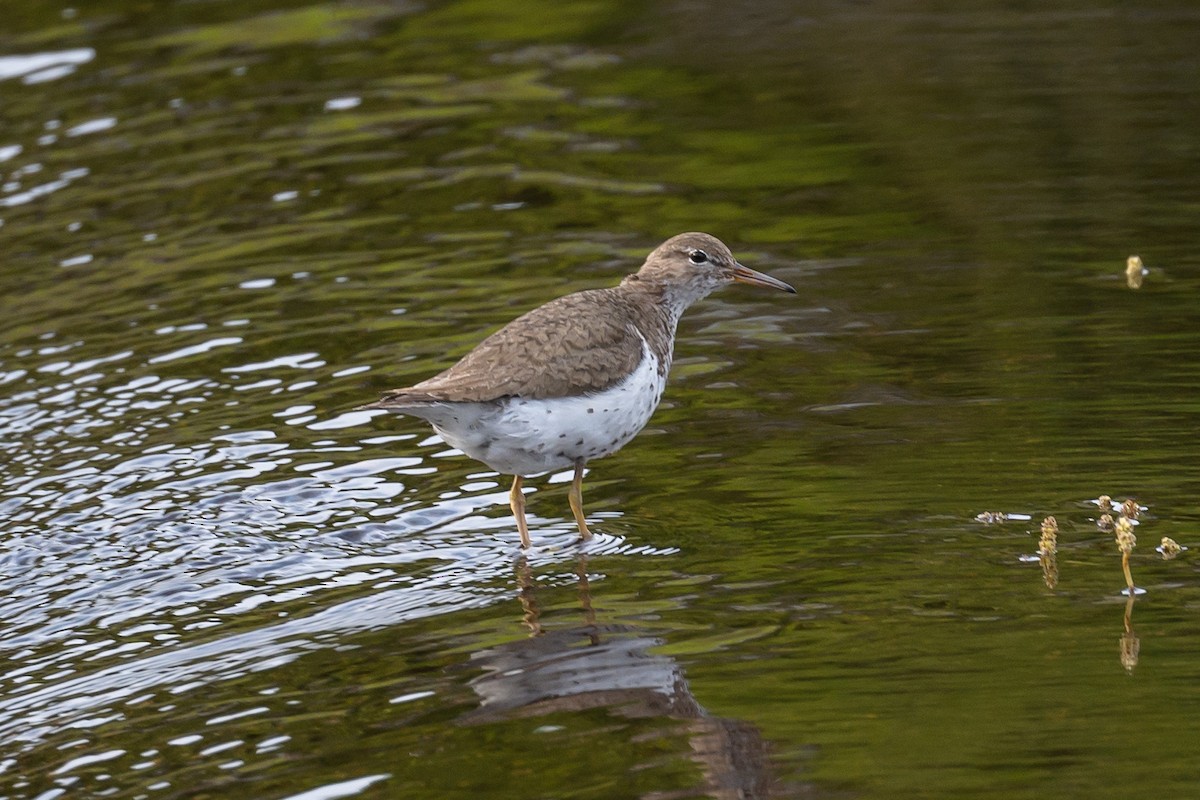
[731,262,796,294]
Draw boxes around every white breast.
[431,334,667,477]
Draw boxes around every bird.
[359,232,796,548]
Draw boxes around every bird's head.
[632,232,795,310]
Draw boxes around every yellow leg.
[569,461,592,540]
[510,475,531,549]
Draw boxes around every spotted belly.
[427,340,666,477]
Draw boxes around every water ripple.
[0,321,679,760]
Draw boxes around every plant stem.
[1122,551,1135,592]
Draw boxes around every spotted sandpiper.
[360,232,795,548]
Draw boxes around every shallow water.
[3,2,1200,798]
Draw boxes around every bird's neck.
[619,274,709,326]
[616,275,705,371]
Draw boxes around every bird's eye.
[689,250,709,264]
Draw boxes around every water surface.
[2,2,1200,798]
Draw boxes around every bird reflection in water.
[458,557,786,800]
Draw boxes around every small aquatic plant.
[1120,498,1140,520]
[1014,496,1185,671]
[1126,255,1146,289]
[1115,517,1137,594]
[1157,537,1184,560]
[1033,516,1060,589]
[1038,516,1058,556]
[1114,517,1136,553]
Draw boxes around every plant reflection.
[1119,593,1140,674]
[1038,516,1059,590]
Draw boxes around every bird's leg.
[509,475,531,549]
[569,460,592,541]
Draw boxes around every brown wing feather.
[366,288,644,406]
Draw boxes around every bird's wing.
[367,289,645,406]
